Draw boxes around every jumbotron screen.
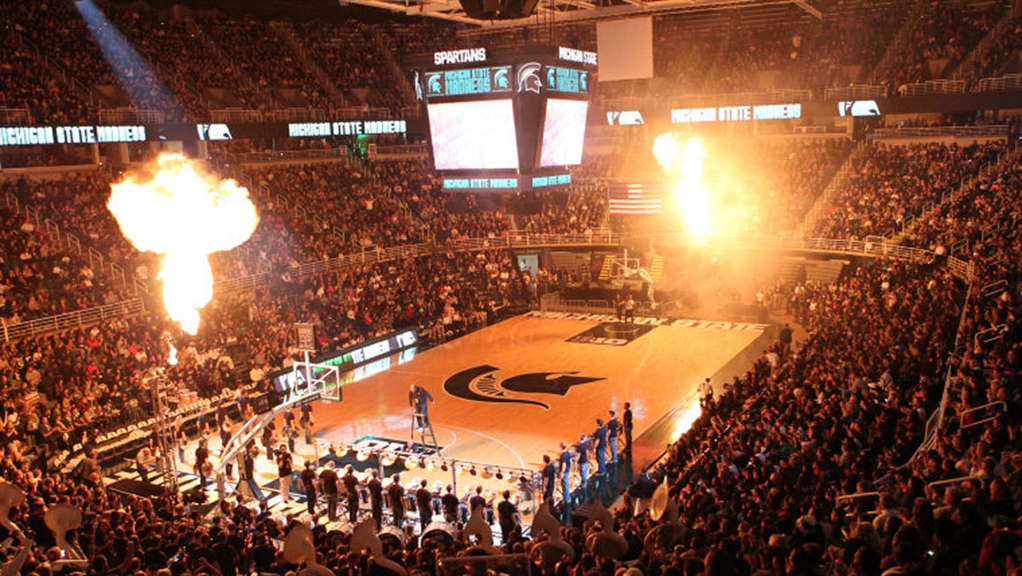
[427,99,519,170]
[539,98,588,167]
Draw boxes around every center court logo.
[444,365,604,409]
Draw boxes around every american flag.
[608,182,664,215]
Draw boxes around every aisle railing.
[1,299,145,342]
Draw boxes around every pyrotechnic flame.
[107,153,259,334]
[653,133,713,243]
[672,400,702,440]
[652,133,678,167]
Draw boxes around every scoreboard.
[410,45,595,192]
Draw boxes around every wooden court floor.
[309,312,772,474]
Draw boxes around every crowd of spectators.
[99,8,221,119]
[201,19,339,112]
[0,148,93,169]
[716,138,853,234]
[0,0,197,123]
[620,257,968,575]
[511,155,610,235]
[246,161,430,260]
[1,1,1021,572]
[2,214,1019,575]
[968,17,1022,81]
[903,148,1021,256]
[298,20,405,112]
[0,29,95,125]
[811,140,1007,240]
[0,234,540,498]
[652,0,1020,98]
[0,135,1017,575]
[594,142,1020,576]
[874,0,1003,96]
[2,173,144,271]
[1,0,1019,127]
[654,0,907,96]
[0,199,125,325]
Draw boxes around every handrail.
[835,491,882,502]
[211,106,402,124]
[650,234,939,262]
[215,232,950,295]
[230,149,350,164]
[0,299,145,342]
[977,73,1022,92]
[927,475,981,490]
[960,401,1006,429]
[98,108,164,124]
[215,232,622,293]
[873,125,1009,140]
[802,141,860,234]
[899,79,968,97]
[982,279,1007,299]
[824,85,887,100]
[909,272,975,461]
[372,144,430,157]
[0,107,31,124]
[974,324,1006,345]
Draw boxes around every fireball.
[653,133,713,243]
[108,153,259,334]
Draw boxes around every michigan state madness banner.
[608,182,664,215]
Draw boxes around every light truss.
[338,0,822,29]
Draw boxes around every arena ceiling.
[339,0,821,28]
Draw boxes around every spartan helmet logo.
[426,72,443,95]
[517,62,542,94]
[443,364,604,409]
[493,67,510,90]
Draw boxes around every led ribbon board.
[424,66,513,98]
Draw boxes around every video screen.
[427,99,519,170]
[539,98,588,167]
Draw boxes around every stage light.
[405,458,417,470]
[469,466,477,476]
[357,450,371,462]
[381,452,398,466]
[495,469,504,480]
[441,461,450,472]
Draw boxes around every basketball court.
[113,311,775,530]
[312,311,773,475]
